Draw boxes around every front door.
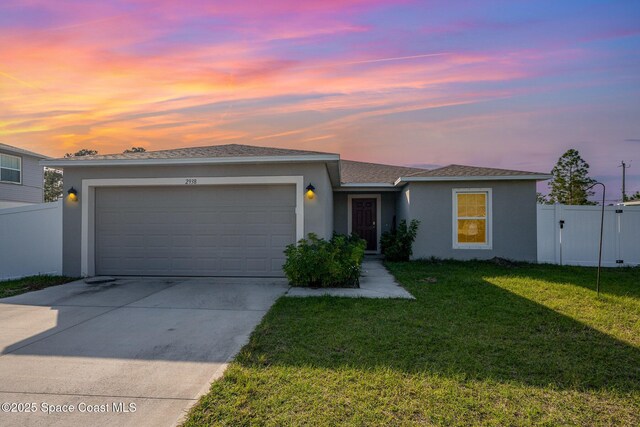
[352,198,377,251]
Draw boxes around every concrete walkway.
[0,277,288,427]
[285,258,415,299]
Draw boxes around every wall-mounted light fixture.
[67,187,78,202]
[305,183,315,200]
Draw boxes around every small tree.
[625,190,640,202]
[44,168,63,202]
[65,148,97,158]
[380,219,420,261]
[536,192,550,204]
[548,149,596,205]
[124,147,146,153]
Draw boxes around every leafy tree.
[64,148,97,158]
[536,192,550,204]
[547,149,596,205]
[625,190,640,202]
[380,219,420,261]
[44,168,63,202]
[123,147,146,153]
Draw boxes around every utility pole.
[619,161,631,201]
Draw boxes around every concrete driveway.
[0,277,288,427]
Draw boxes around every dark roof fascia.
[41,154,340,168]
[395,174,552,184]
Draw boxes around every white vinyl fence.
[0,200,63,280]
[537,204,640,267]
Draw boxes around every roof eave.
[339,182,396,187]
[395,174,552,185]
[40,154,341,168]
[0,147,50,160]
[335,183,398,191]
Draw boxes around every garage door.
[95,185,296,277]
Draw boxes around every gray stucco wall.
[0,148,43,204]
[320,165,334,240]
[396,180,537,261]
[333,191,396,236]
[62,162,333,277]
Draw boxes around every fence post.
[616,207,622,265]
[555,203,563,265]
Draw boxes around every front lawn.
[0,275,77,298]
[185,261,640,426]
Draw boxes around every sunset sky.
[1,0,639,199]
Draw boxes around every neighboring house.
[41,144,551,277]
[0,143,48,209]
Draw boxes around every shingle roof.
[52,143,337,161]
[0,143,49,159]
[44,143,549,183]
[406,164,548,178]
[341,160,426,184]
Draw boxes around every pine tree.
[548,149,596,205]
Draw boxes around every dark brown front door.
[352,198,377,251]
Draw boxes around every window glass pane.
[1,155,20,170]
[1,168,21,183]
[457,219,486,243]
[472,193,486,217]
[457,193,486,217]
[457,194,469,217]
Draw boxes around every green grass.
[185,261,640,426]
[0,275,77,298]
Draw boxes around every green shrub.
[283,233,366,288]
[380,219,420,261]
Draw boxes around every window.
[453,189,492,249]
[0,153,22,184]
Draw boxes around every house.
[41,144,551,277]
[0,143,48,209]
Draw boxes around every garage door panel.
[194,235,221,247]
[192,213,221,224]
[121,235,145,248]
[145,235,171,248]
[272,234,294,247]
[95,185,296,277]
[246,211,268,224]
[145,211,172,224]
[99,211,121,225]
[271,257,286,271]
[221,257,243,272]
[246,258,268,273]
[119,248,148,258]
[219,211,244,224]
[271,211,294,224]
[246,235,267,247]
[171,235,194,247]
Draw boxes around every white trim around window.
[452,188,492,250]
[347,193,382,254]
[0,153,22,184]
[80,176,305,277]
